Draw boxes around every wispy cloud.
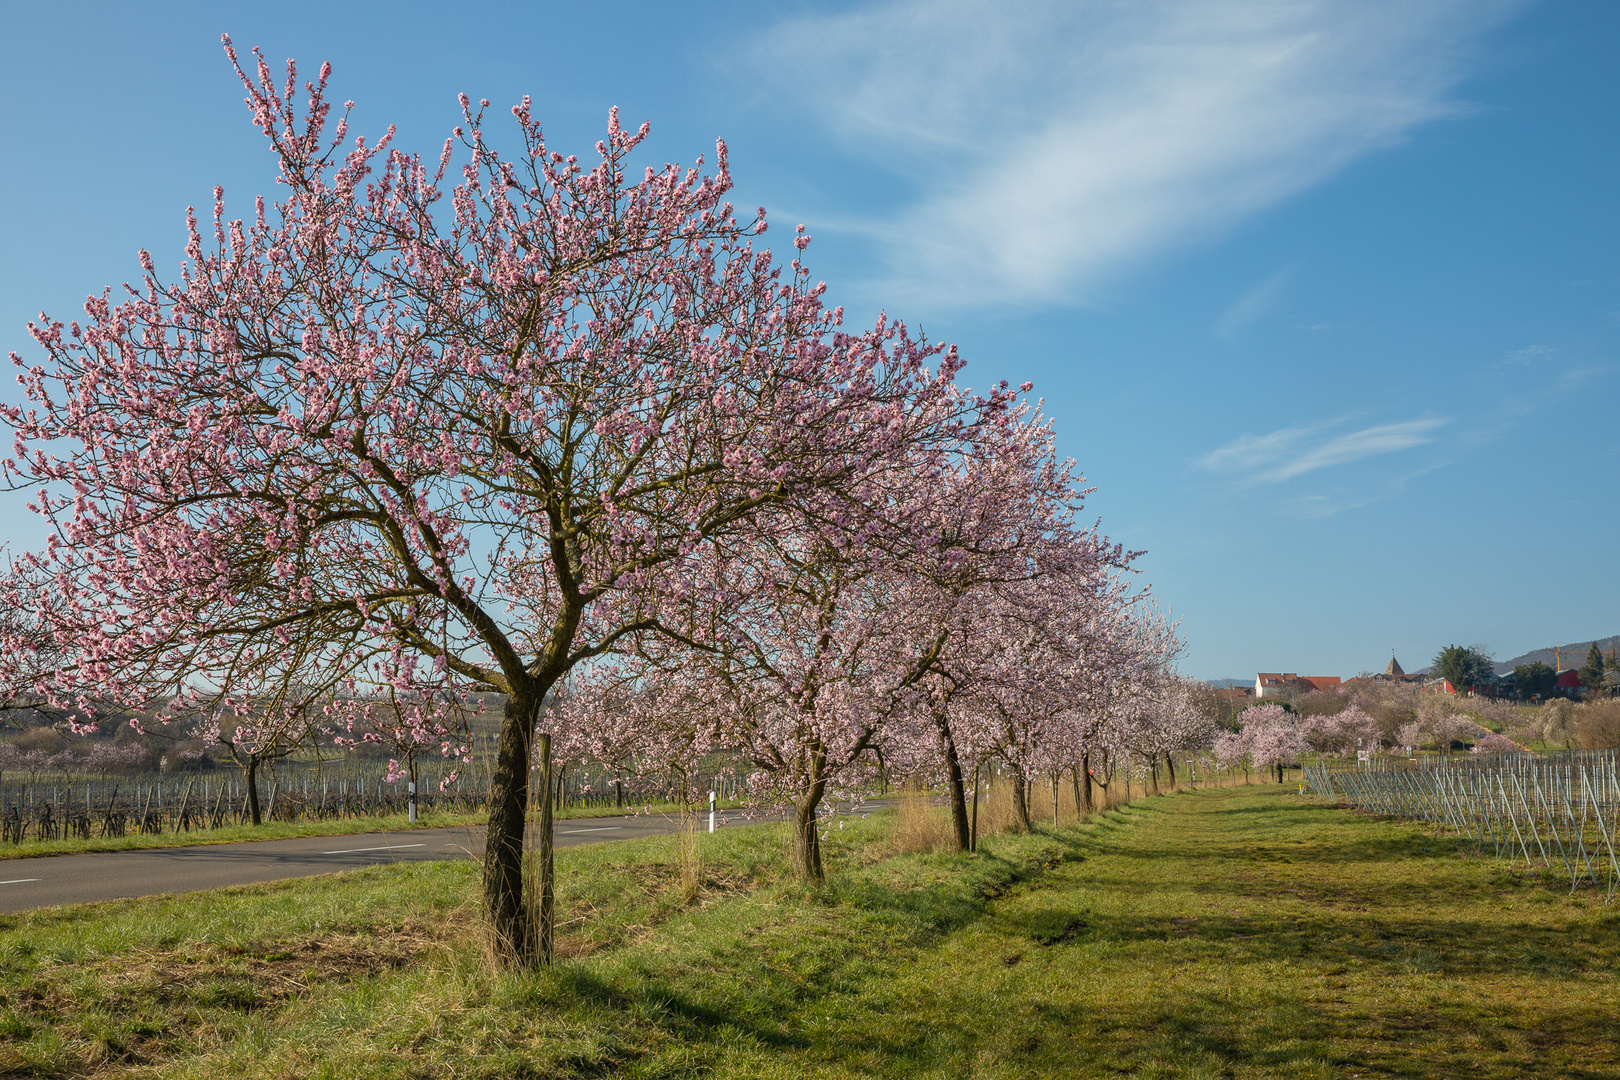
[750,0,1525,307]
[1198,416,1449,484]
[1491,343,1557,370]
[1215,267,1294,337]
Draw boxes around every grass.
[1,784,1616,1077]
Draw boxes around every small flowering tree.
[1413,700,1478,754]
[1469,730,1522,754]
[0,745,48,786]
[1305,703,1380,758]
[570,491,956,881]
[193,695,322,825]
[1216,703,1309,783]
[329,690,473,790]
[84,741,147,778]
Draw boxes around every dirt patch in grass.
[0,920,456,1075]
[93,927,438,1005]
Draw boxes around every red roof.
[1256,673,1341,692]
[1556,669,1583,689]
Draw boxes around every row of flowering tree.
[1212,690,1534,782]
[553,453,1221,880]
[0,41,1206,966]
[1214,702,1385,782]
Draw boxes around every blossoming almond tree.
[1215,703,1309,783]
[589,540,918,881]
[564,436,982,881]
[0,42,970,964]
[328,690,473,791]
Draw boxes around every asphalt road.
[0,815,691,914]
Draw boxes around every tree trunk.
[970,763,980,852]
[535,733,554,965]
[791,749,828,882]
[484,690,539,965]
[934,713,971,851]
[1150,759,1160,795]
[245,757,262,826]
[1010,770,1032,833]
[1164,754,1177,791]
[1276,761,1284,784]
[1071,766,1087,817]
[792,791,824,883]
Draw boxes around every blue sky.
[1,1,1615,679]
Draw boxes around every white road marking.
[321,844,427,855]
[0,879,40,885]
[559,826,625,834]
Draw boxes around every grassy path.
[1,785,1615,1077]
[870,787,1620,1078]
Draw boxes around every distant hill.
[1494,635,1620,675]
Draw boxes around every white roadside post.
[708,789,716,834]
[408,781,417,824]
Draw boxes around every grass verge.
[1,787,1615,1078]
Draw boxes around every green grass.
[1,785,1615,1078]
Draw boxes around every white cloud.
[1197,423,1316,475]
[1215,267,1294,337]
[1493,343,1557,369]
[751,0,1525,307]
[1198,416,1448,484]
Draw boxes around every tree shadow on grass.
[502,838,1097,1075]
[1022,983,1620,1080]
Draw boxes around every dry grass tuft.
[891,788,956,853]
[679,810,702,904]
[85,927,434,1003]
[964,772,1141,839]
[970,781,1020,837]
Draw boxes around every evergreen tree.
[1513,662,1556,699]
[1580,643,1606,693]
[1434,644,1493,690]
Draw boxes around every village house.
[1254,672,1342,698]
[1343,656,1428,693]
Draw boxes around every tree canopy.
[1579,643,1606,692]
[1433,644,1493,691]
[1512,662,1556,699]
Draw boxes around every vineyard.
[1305,749,1620,896]
[0,760,747,845]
